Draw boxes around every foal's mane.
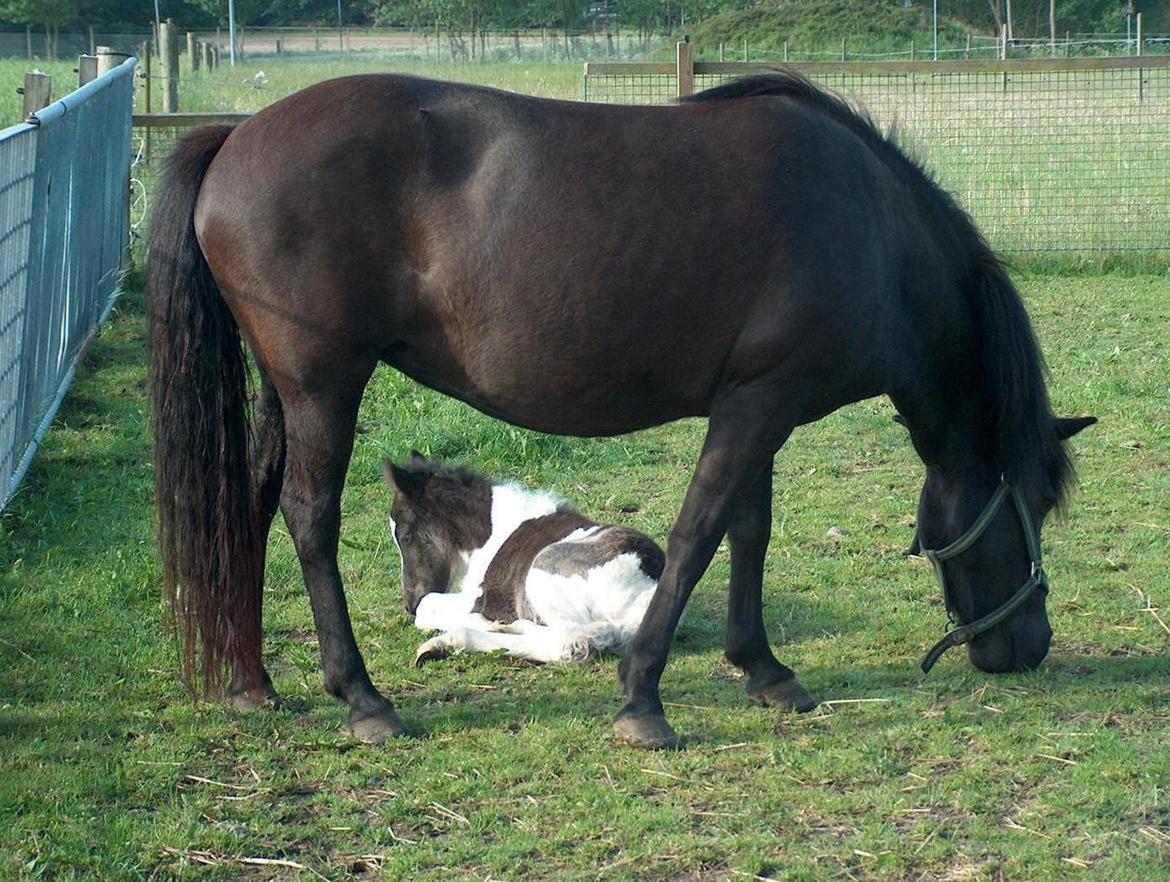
[686,73,1072,505]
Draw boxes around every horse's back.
[197,74,908,430]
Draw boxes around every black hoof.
[346,705,410,744]
[746,676,818,713]
[613,711,679,750]
[227,679,285,712]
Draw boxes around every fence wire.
[0,59,135,512]
[586,60,1170,254]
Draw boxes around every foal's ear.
[382,458,426,497]
[410,449,427,462]
[893,413,909,428]
[1053,415,1097,441]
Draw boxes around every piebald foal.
[383,456,664,666]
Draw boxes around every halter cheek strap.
[918,480,1048,673]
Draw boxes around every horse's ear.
[1053,415,1097,441]
[893,413,909,428]
[410,449,427,462]
[383,459,425,497]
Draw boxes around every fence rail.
[0,57,135,512]
[585,54,1170,254]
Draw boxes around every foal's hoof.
[747,676,818,713]
[347,706,409,745]
[415,637,451,667]
[613,712,679,750]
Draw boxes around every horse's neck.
[459,483,563,595]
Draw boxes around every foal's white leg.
[415,624,590,666]
[413,591,478,631]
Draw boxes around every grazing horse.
[382,455,664,666]
[147,71,1094,749]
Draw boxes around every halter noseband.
[918,480,1047,673]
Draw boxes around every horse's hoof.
[347,706,409,744]
[227,683,285,712]
[747,676,818,713]
[613,712,679,750]
[415,638,451,667]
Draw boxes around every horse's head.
[914,415,1096,674]
[382,454,493,615]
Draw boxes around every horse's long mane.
[687,73,1072,505]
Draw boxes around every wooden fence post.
[142,41,152,111]
[21,71,51,118]
[78,54,97,86]
[160,19,179,112]
[203,41,214,70]
[676,39,693,99]
[187,31,200,71]
[96,45,119,76]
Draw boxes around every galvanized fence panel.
[585,57,1170,254]
[0,124,36,511]
[0,57,135,512]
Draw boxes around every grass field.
[1,264,1167,880]
[1,49,1168,881]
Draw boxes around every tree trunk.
[986,0,1003,33]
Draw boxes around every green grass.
[1,268,1168,880]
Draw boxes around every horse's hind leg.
[724,463,816,712]
[228,373,286,710]
[278,373,406,744]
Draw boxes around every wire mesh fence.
[0,58,135,512]
[584,57,1170,254]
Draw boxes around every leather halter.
[918,480,1048,673]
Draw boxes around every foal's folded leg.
[415,624,590,665]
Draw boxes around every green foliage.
[682,0,973,55]
[0,0,79,27]
[1,265,1167,880]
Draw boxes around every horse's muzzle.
[968,614,1052,673]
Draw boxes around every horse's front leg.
[724,463,817,711]
[614,397,805,749]
[279,379,406,744]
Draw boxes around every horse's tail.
[147,125,261,697]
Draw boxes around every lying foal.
[383,455,664,665]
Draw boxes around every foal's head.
[914,416,1096,673]
[382,454,492,615]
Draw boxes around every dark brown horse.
[148,72,1094,749]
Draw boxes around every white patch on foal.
[412,484,659,665]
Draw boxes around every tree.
[0,0,82,58]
